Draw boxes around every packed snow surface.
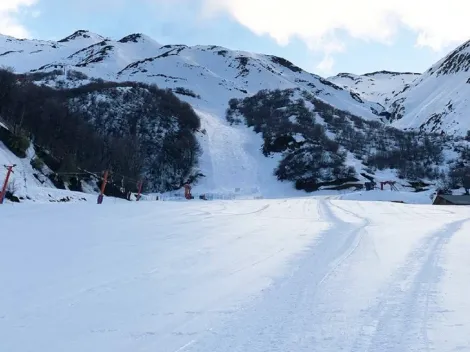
[2,198,470,351]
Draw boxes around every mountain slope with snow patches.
[328,71,420,108]
[0,30,105,72]
[387,40,470,135]
[114,45,383,120]
[0,30,382,121]
[0,124,98,203]
[328,42,470,137]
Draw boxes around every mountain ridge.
[329,40,470,136]
[0,30,383,119]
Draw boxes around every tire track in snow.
[185,199,370,352]
[315,199,370,286]
[350,216,470,352]
[215,203,270,216]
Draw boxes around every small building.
[433,194,470,205]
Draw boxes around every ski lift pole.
[0,164,16,204]
[97,170,109,204]
[136,180,143,201]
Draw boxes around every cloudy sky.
[3,0,469,76]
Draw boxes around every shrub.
[0,127,30,158]
[31,157,45,171]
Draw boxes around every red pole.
[0,165,16,204]
[97,170,109,204]
[136,180,143,201]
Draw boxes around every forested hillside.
[227,88,470,192]
[0,68,201,194]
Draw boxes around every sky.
[2,0,470,76]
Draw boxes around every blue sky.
[3,0,469,76]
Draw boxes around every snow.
[340,189,435,204]
[0,31,104,72]
[194,109,299,198]
[390,71,470,135]
[436,219,470,348]
[1,198,470,351]
[329,44,470,136]
[0,140,50,195]
[328,71,420,108]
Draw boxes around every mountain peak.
[58,30,105,43]
[363,70,421,77]
[118,33,161,47]
[119,33,146,43]
[333,72,359,79]
[430,39,470,76]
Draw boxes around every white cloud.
[316,55,335,75]
[201,0,470,62]
[0,0,38,38]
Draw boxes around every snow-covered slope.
[328,71,420,108]
[114,45,382,120]
[387,40,470,135]
[3,198,470,351]
[0,127,96,203]
[328,41,470,136]
[0,30,105,72]
[36,33,163,80]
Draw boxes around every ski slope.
[2,198,470,351]
[193,108,301,197]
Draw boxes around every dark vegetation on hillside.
[227,88,461,192]
[227,89,355,191]
[0,68,201,194]
[445,144,470,194]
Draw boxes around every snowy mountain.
[387,40,470,136]
[1,31,382,121]
[328,41,470,137]
[0,30,390,199]
[0,30,381,118]
[328,71,420,108]
[1,30,469,202]
[0,30,105,72]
